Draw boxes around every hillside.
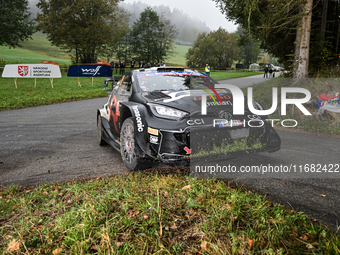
[0,32,189,66]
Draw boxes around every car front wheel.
[120,118,145,171]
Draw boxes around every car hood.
[142,89,236,114]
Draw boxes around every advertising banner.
[2,63,62,78]
[67,64,112,77]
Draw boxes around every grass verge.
[0,171,339,254]
[211,71,263,81]
[0,74,108,111]
[246,77,340,135]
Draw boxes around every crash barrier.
[1,61,61,88]
[67,62,112,87]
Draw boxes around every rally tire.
[97,114,107,146]
[120,118,145,171]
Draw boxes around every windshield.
[136,72,216,92]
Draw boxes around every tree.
[0,0,35,47]
[36,0,128,63]
[236,26,261,68]
[130,7,177,63]
[212,0,340,78]
[295,0,313,79]
[186,28,241,69]
[212,0,312,78]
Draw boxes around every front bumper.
[141,122,281,165]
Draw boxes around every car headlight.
[149,104,188,120]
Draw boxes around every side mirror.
[103,77,115,92]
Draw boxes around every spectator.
[110,60,114,69]
[120,61,126,76]
[139,61,144,68]
[146,62,151,68]
[131,59,135,69]
[205,63,211,77]
[115,61,119,74]
[263,65,269,78]
[269,68,273,78]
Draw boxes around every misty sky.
[122,0,238,32]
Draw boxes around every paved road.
[0,98,128,187]
[0,74,339,230]
[220,73,271,88]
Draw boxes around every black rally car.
[97,67,281,171]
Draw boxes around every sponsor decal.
[187,119,205,126]
[133,105,144,132]
[206,101,232,106]
[193,95,231,101]
[81,66,102,76]
[18,66,29,77]
[219,111,232,120]
[149,135,159,144]
[148,127,159,136]
[109,95,120,132]
[163,91,191,103]
[214,119,243,128]
[137,72,207,78]
[184,147,191,154]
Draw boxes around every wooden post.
[92,76,94,87]
[78,77,81,87]
[35,78,36,88]
[50,78,54,88]
[14,78,17,89]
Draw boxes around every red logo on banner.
[18,66,29,77]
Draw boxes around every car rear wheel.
[97,114,107,146]
[120,118,145,171]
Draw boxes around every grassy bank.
[1,171,338,254]
[0,74,107,111]
[247,77,340,135]
[211,71,262,81]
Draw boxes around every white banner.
[2,64,62,78]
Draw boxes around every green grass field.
[0,32,72,65]
[20,32,71,60]
[0,46,72,66]
[1,33,191,66]
[167,44,191,66]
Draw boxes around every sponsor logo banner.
[148,127,159,136]
[2,64,62,78]
[67,65,112,77]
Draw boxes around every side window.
[119,74,132,95]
